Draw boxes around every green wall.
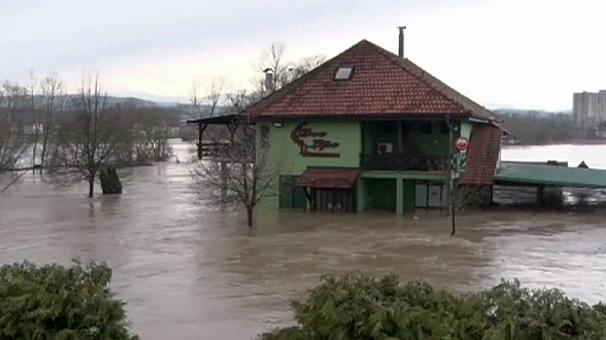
[259,120,361,207]
[256,119,473,210]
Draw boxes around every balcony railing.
[360,153,448,171]
[197,142,231,159]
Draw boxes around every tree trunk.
[32,139,37,174]
[246,205,254,227]
[88,175,95,198]
[40,130,49,174]
[220,161,227,202]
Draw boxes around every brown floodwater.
[2,144,606,339]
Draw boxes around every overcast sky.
[2,0,605,110]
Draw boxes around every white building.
[573,90,606,128]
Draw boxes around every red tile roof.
[460,125,503,185]
[298,168,360,189]
[246,40,500,122]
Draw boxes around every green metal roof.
[495,161,606,188]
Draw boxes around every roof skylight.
[334,66,354,80]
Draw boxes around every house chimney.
[398,26,406,58]
[263,68,274,93]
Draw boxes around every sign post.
[449,137,469,235]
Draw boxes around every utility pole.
[447,119,456,235]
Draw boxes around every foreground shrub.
[0,260,138,340]
[258,274,606,340]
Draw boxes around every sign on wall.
[291,122,340,158]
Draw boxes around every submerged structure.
[191,39,504,214]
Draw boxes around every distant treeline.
[498,110,589,145]
[0,77,193,173]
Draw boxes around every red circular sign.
[455,137,469,151]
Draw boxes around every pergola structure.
[186,114,242,159]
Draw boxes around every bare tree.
[189,44,324,225]
[134,108,175,162]
[0,82,28,171]
[191,123,276,227]
[255,42,325,94]
[56,75,120,197]
[38,74,64,172]
[254,42,288,94]
[28,72,40,173]
[189,77,225,118]
[289,55,325,79]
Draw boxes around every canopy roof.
[186,114,242,125]
[495,162,606,188]
[298,168,360,189]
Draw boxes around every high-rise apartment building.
[573,90,606,127]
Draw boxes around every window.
[440,122,450,134]
[381,123,397,134]
[401,123,413,134]
[420,122,432,134]
[334,66,354,80]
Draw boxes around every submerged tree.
[55,75,120,197]
[189,42,323,225]
[0,82,28,171]
[38,74,65,171]
[191,120,276,227]
[28,73,40,172]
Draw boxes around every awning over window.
[298,168,360,189]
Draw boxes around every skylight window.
[334,66,354,80]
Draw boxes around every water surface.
[2,144,606,339]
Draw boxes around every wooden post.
[227,118,239,145]
[397,122,403,153]
[197,123,207,160]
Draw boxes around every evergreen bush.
[0,260,138,340]
[258,274,606,340]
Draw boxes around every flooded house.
[191,39,505,214]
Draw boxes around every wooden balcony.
[360,153,448,171]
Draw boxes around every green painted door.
[279,176,308,209]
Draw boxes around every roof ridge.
[362,40,500,122]
[244,39,502,122]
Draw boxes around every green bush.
[0,260,138,340]
[258,274,606,340]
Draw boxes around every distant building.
[573,90,606,128]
